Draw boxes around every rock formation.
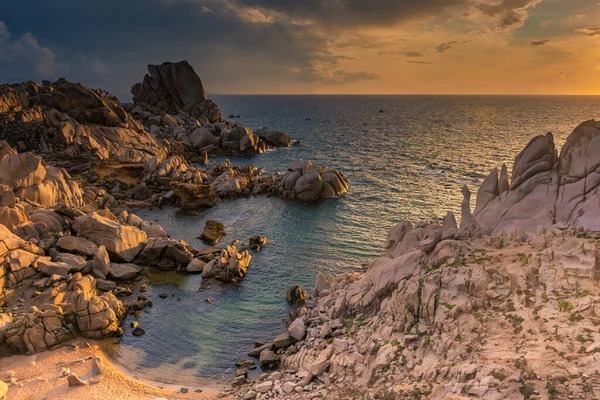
[130,61,294,158]
[131,61,221,122]
[0,79,166,169]
[279,160,349,202]
[474,119,600,233]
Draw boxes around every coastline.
[0,338,230,400]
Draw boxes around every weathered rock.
[200,220,226,245]
[138,238,193,269]
[0,81,166,167]
[73,212,147,262]
[248,235,267,251]
[108,263,142,280]
[67,357,105,386]
[91,245,111,277]
[255,127,294,147]
[0,313,13,344]
[288,318,306,341]
[38,260,71,276]
[170,182,218,209]
[279,160,348,202]
[274,332,296,348]
[286,284,306,304]
[201,246,251,283]
[186,258,206,273]
[57,236,98,257]
[131,61,221,122]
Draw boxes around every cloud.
[435,40,457,52]
[476,0,543,31]
[576,26,600,37]
[530,39,549,46]
[231,0,471,27]
[201,5,213,13]
[0,25,58,76]
[320,70,381,85]
[407,61,433,64]
[403,51,424,57]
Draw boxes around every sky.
[0,0,599,98]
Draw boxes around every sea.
[108,95,600,384]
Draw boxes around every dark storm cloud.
[530,39,550,46]
[435,41,458,52]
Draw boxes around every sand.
[0,339,231,400]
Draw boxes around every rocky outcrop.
[278,160,349,202]
[4,274,125,353]
[73,212,148,262]
[0,80,166,168]
[255,127,294,148]
[131,61,221,122]
[237,218,600,399]
[0,142,84,208]
[130,61,293,159]
[474,119,600,233]
[202,245,251,283]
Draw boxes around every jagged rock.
[475,119,600,233]
[200,220,226,245]
[248,235,267,251]
[201,246,251,283]
[255,127,294,147]
[279,160,348,202]
[57,236,98,257]
[73,212,147,262]
[0,81,166,166]
[5,275,124,353]
[91,246,111,277]
[131,61,221,122]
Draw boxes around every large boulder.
[170,182,218,209]
[137,238,194,270]
[255,127,294,147]
[131,61,221,122]
[279,160,348,202]
[73,212,147,262]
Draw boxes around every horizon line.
[209,93,600,96]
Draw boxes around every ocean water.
[110,95,600,384]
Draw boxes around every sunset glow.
[1,0,599,97]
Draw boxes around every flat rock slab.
[108,263,142,280]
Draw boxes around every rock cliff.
[474,119,600,233]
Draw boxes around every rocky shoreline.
[0,58,599,400]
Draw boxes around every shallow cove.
[109,95,600,384]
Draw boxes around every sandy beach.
[0,339,229,400]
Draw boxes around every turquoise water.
[113,95,600,383]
